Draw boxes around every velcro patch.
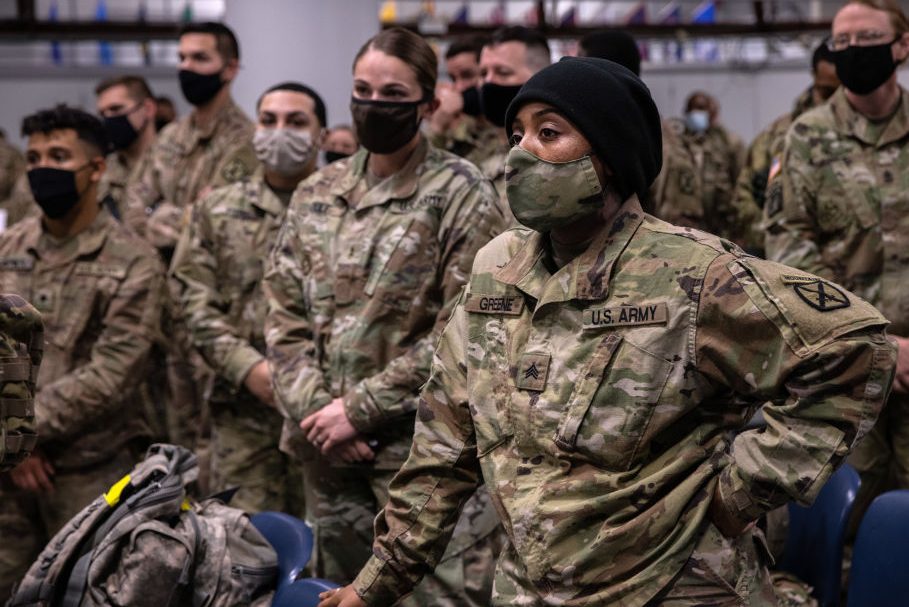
[515,352,550,392]
[464,293,525,316]
[780,274,819,285]
[0,258,34,272]
[75,263,127,280]
[792,279,850,312]
[583,303,668,330]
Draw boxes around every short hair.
[445,34,488,61]
[579,30,641,76]
[354,27,438,99]
[94,75,154,102]
[812,39,836,71]
[486,26,552,72]
[21,104,109,157]
[256,81,327,128]
[179,21,240,62]
[847,0,909,35]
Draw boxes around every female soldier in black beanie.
[319,57,894,607]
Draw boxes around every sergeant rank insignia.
[782,275,850,312]
[516,352,550,392]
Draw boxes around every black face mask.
[103,110,143,151]
[324,150,351,164]
[832,40,898,96]
[350,96,426,154]
[27,165,91,219]
[480,82,523,127]
[462,86,482,117]
[179,69,226,106]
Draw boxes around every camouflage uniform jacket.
[124,100,257,254]
[0,138,25,215]
[352,196,895,606]
[173,166,287,405]
[652,120,751,246]
[99,149,152,221]
[0,173,39,233]
[264,137,504,469]
[0,210,164,469]
[735,87,815,213]
[765,86,909,336]
[428,116,513,223]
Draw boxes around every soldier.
[731,42,839,254]
[172,82,328,514]
[264,28,505,607]
[125,21,256,259]
[765,0,909,534]
[95,75,158,221]
[427,35,500,175]
[126,22,256,452]
[323,124,358,165]
[0,294,43,473]
[652,91,752,248]
[0,105,164,596]
[154,95,177,132]
[0,134,26,231]
[318,57,895,607]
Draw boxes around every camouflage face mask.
[505,146,604,233]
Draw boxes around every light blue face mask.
[685,110,710,134]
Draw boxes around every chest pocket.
[816,157,878,233]
[47,263,124,355]
[364,212,439,312]
[554,334,673,472]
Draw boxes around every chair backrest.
[271,578,341,607]
[846,490,909,607]
[778,463,860,607]
[250,511,314,592]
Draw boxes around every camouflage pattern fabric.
[0,138,25,227]
[0,174,39,233]
[124,100,257,255]
[765,86,909,529]
[0,293,43,472]
[98,149,152,221]
[350,196,895,606]
[0,209,164,594]
[652,120,756,249]
[264,136,505,604]
[172,168,300,514]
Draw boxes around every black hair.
[579,30,641,76]
[179,21,240,62]
[486,26,551,71]
[445,34,489,61]
[21,104,109,156]
[812,39,836,71]
[256,82,327,128]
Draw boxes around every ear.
[89,155,106,183]
[222,58,240,82]
[895,32,909,64]
[143,97,157,122]
[421,96,441,119]
[318,128,328,147]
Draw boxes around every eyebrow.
[532,108,563,119]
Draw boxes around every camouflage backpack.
[0,293,43,472]
[8,443,277,607]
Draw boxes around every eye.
[540,127,559,140]
[353,84,370,97]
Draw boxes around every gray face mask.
[253,128,316,176]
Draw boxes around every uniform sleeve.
[764,125,831,278]
[35,251,165,442]
[263,195,333,423]
[352,294,482,606]
[123,137,165,240]
[172,191,263,388]
[342,178,504,433]
[729,133,770,254]
[696,255,896,527]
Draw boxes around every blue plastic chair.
[251,511,314,592]
[846,490,909,607]
[778,463,860,607]
[272,578,341,607]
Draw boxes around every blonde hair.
[848,0,909,35]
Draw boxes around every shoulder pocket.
[554,334,672,471]
[730,257,886,356]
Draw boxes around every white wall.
[223,0,380,131]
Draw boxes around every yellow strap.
[104,474,132,507]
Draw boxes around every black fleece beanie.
[504,56,663,203]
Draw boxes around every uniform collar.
[250,166,292,217]
[829,86,909,147]
[180,99,247,149]
[495,196,645,306]
[329,136,429,209]
[28,207,114,263]
[791,86,816,120]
